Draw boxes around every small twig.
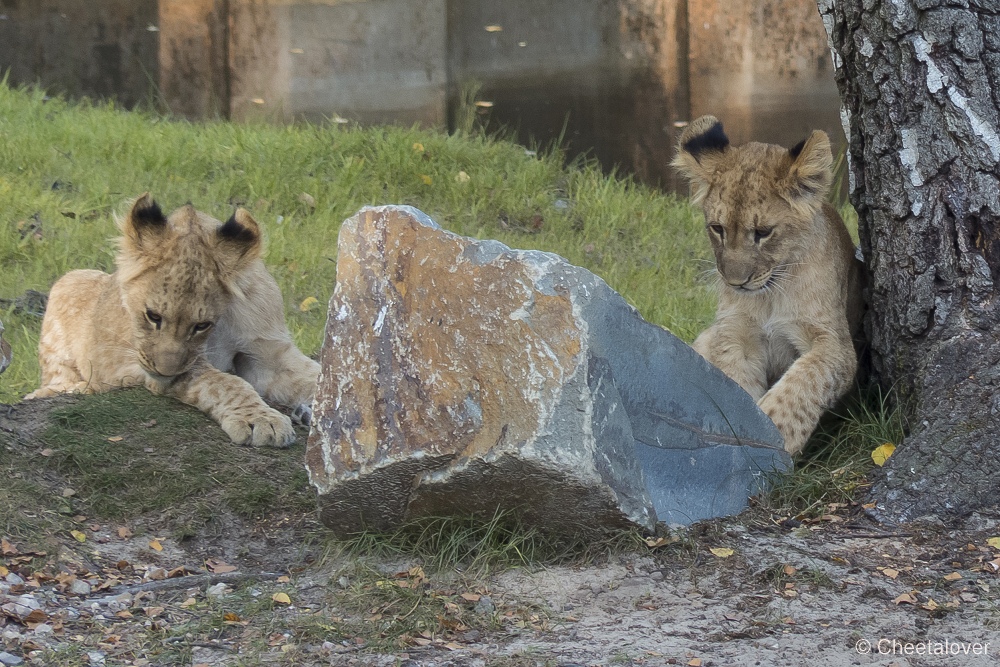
[94,571,284,598]
[834,531,913,540]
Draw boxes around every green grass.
[0,388,315,548]
[0,82,712,403]
[762,387,905,517]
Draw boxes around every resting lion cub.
[26,194,320,448]
[674,116,863,455]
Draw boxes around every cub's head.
[116,194,262,379]
[673,115,834,293]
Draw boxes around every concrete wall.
[228,0,447,126]
[0,0,158,108]
[0,0,844,190]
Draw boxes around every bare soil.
[2,395,999,667]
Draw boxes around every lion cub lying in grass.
[674,116,864,455]
[26,194,320,448]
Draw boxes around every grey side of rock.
[513,247,790,525]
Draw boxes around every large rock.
[307,206,788,536]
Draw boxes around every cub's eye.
[192,321,213,334]
[708,224,725,238]
[754,227,773,243]
[144,309,163,328]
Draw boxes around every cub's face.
[672,116,834,294]
[123,261,228,379]
[116,194,262,380]
[700,167,813,293]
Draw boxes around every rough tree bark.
[818,1,1000,522]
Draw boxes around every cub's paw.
[291,402,313,427]
[220,408,296,448]
[757,393,808,456]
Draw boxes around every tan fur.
[26,194,320,448]
[674,116,863,455]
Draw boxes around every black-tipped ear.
[672,115,730,202]
[782,130,834,210]
[131,193,167,230]
[121,193,168,252]
[219,212,259,245]
[682,121,730,163]
[789,139,806,160]
[216,208,262,270]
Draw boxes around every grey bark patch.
[307,206,787,536]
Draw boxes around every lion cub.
[674,116,863,455]
[27,194,320,448]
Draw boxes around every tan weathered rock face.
[307,205,787,537]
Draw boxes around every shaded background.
[0,0,843,191]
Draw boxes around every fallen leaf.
[107,436,123,443]
[455,171,470,183]
[922,598,939,611]
[688,659,702,667]
[70,530,87,543]
[484,24,503,32]
[710,547,734,558]
[460,592,481,602]
[412,142,425,153]
[117,527,133,539]
[205,559,237,574]
[180,598,197,608]
[1,538,16,555]
[893,593,917,605]
[944,572,963,581]
[62,488,76,497]
[277,575,290,584]
[987,537,1000,550]
[298,296,319,312]
[0,566,7,577]
[223,612,241,622]
[39,448,54,457]
[148,539,163,552]
[272,592,291,605]
[420,174,433,185]
[871,442,896,466]
[882,568,899,580]
[782,564,797,576]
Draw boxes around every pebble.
[33,624,54,637]
[206,583,229,599]
[4,573,24,586]
[473,595,495,615]
[0,651,24,666]
[69,580,92,596]
[87,651,106,665]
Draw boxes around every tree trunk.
[819,0,1000,522]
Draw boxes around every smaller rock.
[4,573,24,586]
[0,596,40,621]
[2,629,23,643]
[32,624,54,638]
[0,651,24,666]
[473,595,495,615]
[87,651,106,666]
[68,580,92,596]
[205,583,228,599]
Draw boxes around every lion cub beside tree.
[27,194,320,448]
[674,116,864,455]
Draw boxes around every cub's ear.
[121,193,168,252]
[672,116,730,202]
[784,130,833,207]
[216,208,262,272]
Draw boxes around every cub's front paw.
[220,408,296,448]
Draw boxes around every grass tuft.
[762,386,905,517]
